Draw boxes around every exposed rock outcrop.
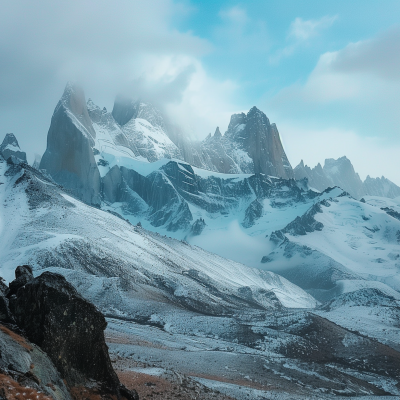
[189,218,206,236]
[0,324,72,400]
[188,107,294,178]
[224,107,293,178]
[5,267,138,400]
[242,199,263,228]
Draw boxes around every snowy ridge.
[0,158,316,312]
[263,192,400,294]
[88,98,182,163]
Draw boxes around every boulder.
[8,269,138,399]
[0,278,13,324]
[7,265,33,298]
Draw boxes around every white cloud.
[289,16,338,41]
[219,5,249,25]
[270,15,337,63]
[125,54,238,138]
[0,0,238,159]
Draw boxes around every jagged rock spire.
[0,133,27,162]
[39,83,100,206]
[214,127,222,138]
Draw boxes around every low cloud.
[190,221,272,269]
[0,0,236,160]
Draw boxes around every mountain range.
[1,82,400,398]
[294,157,400,199]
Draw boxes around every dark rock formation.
[0,133,27,163]
[0,278,13,324]
[189,107,294,178]
[280,201,326,236]
[40,83,101,206]
[242,199,263,228]
[7,265,33,298]
[189,218,206,236]
[112,94,137,126]
[7,268,138,399]
[225,107,293,178]
[381,207,400,221]
[0,324,72,400]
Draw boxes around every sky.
[1,0,400,184]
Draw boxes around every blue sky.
[1,0,400,183]
[180,1,400,94]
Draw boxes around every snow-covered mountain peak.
[1,133,20,149]
[0,133,27,163]
[295,156,400,199]
[56,82,96,141]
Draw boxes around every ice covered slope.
[262,190,400,301]
[89,96,182,162]
[0,157,317,316]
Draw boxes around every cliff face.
[39,83,101,206]
[184,107,294,178]
[224,107,294,178]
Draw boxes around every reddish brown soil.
[0,325,32,351]
[0,373,52,400]
[118,370,234,400]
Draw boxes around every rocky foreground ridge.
[0,265,138,400]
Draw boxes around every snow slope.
[1,152,400,398]
[0,158,316,312]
